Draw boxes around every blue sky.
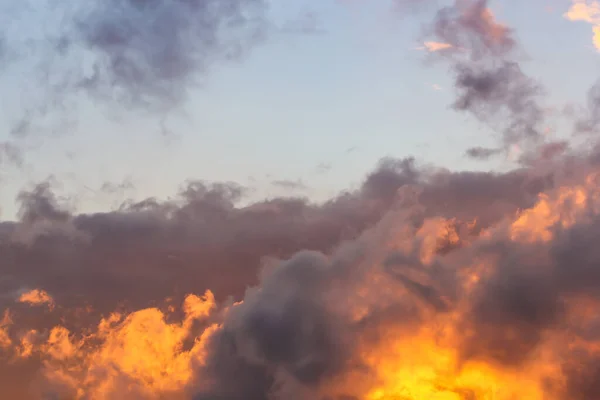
[1,0,599,220]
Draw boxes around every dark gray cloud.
[464,145,500,160]
[0,155,549,313]
[518,140,569,166]
[2,150,600,399]
[0,154,567,399]
[0,0,272,173]
[196,251,355,400]
[71,0,268,110]
[417,0,546,156]
[575,81,600,134]
[0,160,412,313]
[189,153,600,400]
[271,179,309,191]
[452,61,544,146]
[0,141,23,168]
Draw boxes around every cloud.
[18,289,54,310]
[452,61,544,144]
[0,0,269,113]
[71,0,268,110]
[575,80,600,133]
[564,0,600,50]
[0,142,23,168]
[1,152,600,399]
[422,41,453,51]
[0,0,276,172]
[3,2,600,399]
[271,179,309,191]
[415,0,546,158]
[0,152,571,399]
[430,0,515,59]
[465,146,501,159]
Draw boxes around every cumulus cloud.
[0,152,577,399]
[2,1,600,399]
[2,151,600,399]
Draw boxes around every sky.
[0,0,599,220]
[5,2,600,399]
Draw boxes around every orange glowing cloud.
[4,171,600,399]
[0,311,12,350]
[4,290,220,399]
[564,0,600,50]
[18,289,55,310]
[361,325,551,400]
[510,182,591,243]
[478,7,511,45]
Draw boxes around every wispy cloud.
[418,0,544,159]
[416,41,453,52]
[271,179,308,191]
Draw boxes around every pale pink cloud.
[476,7,512,45]
[423,41,453,52]
[564,0,600,50]
[565,1,600,23]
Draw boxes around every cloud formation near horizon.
[2,150,600,399]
